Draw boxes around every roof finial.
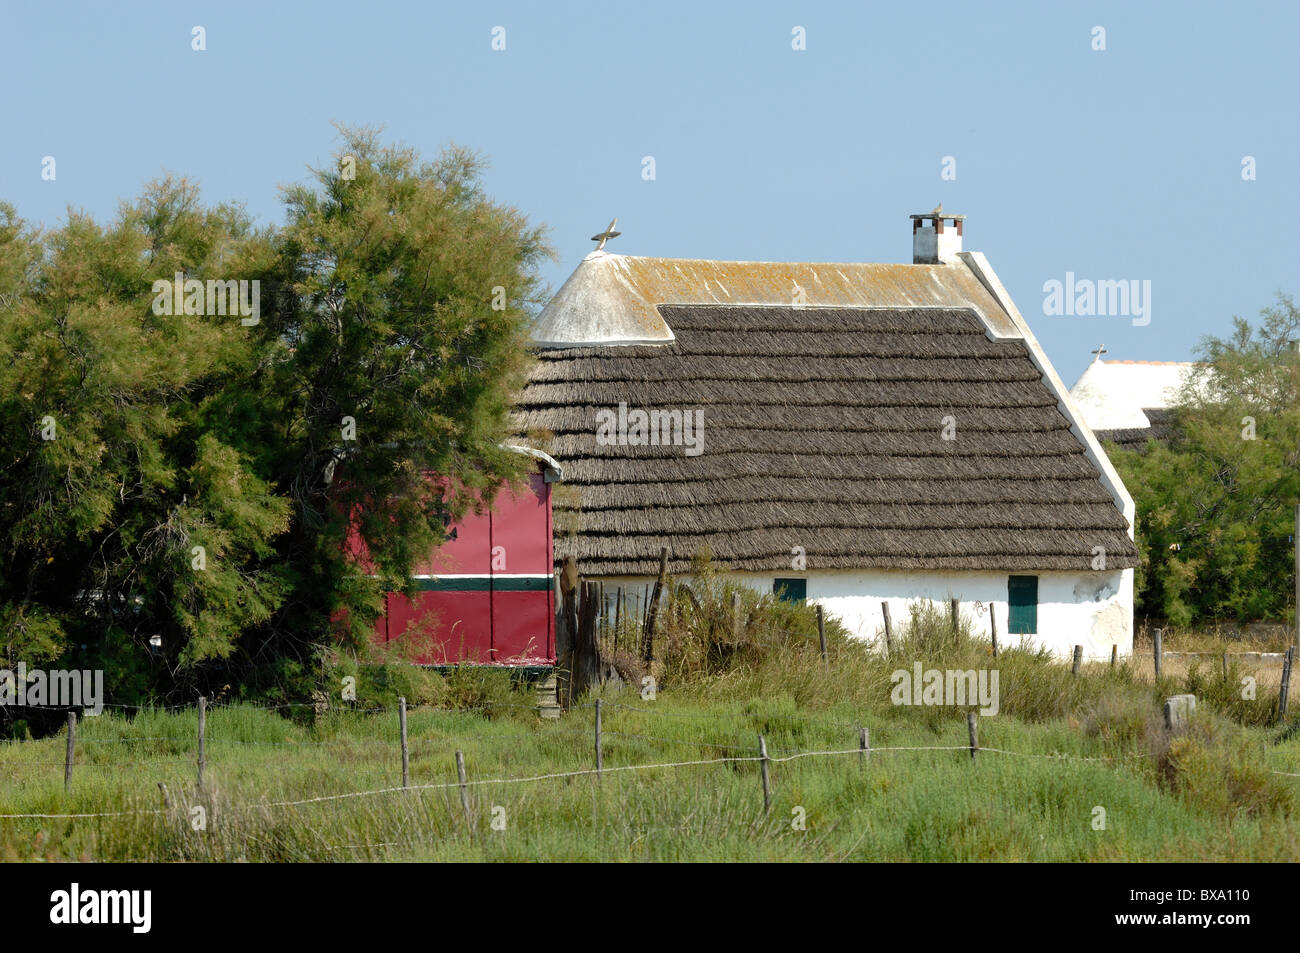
[590,218,621,252]
[1091,344,1107,361]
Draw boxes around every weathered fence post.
[455,750,471,828]
[197,695,207,789]
[1072,645,1083,677]
[1278,646,1294,719]
[596,580,605,655]
[758,734,771,815]
[582,581,602,697]
[642,547,669,662]
[614,587,622,652]
[1111,644,1118,668]
[732,591,743,642]
[557,559,579,709]
[64,711,76,792]
[881,602,893,654]
[594,698,603,780]
[558,576,605,706]
[399,696,409,788]
[990,610,998,658]
[817,605,827,661]
[950,598,960,636]
[1153,628,1163,681]
[859,727,869,768]
[967,712,978,761]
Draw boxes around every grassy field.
[5,596,1300,861]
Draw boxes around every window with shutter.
[773,578,807,603]
[1007,575,1038,634]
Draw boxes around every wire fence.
[6,617,1300,827]
[0,740,1148,820]
[5,694,1300,822]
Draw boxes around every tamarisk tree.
[1110,294,1300,626]
[0,127,551,698]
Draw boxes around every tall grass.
[3,580,1300,861]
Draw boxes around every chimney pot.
[911,211,965,264]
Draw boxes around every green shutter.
[1007,575,1038,634]
[774,578,807,603]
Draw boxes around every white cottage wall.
[594,568,1133,660]
[773,569,1133,660]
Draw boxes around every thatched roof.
[1095,408,1177,451]
[519,304,1139,576]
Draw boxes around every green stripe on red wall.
[410,576,552,592]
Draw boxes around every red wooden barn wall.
[363,468,555,666]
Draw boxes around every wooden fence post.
[859,727,869,768]
[1222,652,1229,680]
[967,712,978,761]
[881,602,893,654]
[1111,644,1118,668]
[758,735,771,815]
[558,579,604,704]
[586,581,603,696]
[1153,628,1163,681]
[950,598,960,636]
[455,750,471,828]
[1072,645,1083,676]
[64,711,76,792]
[817,605,827,661]
[732,591,743,642]
[597,580,605,653]
[614,587,622,653]
[990,610,998,658]
[594,698,603,780]
[197,695,207,789]
[557,559,579,709]
[399,696,409,788]
[642,547,669,662]
[1279,646,1295,719]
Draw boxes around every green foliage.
[258,126,552,655]
[0,128,551,701]
[0,180,288,675]
[652,549,851,685]
[1109,294,1300,625]
[894,598,976,657]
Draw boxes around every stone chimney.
[911,210,965,264]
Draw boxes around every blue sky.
[1,0,1294,383]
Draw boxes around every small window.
[1007,575,1038,634]
[774,578,807,603]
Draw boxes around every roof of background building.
[1092,408,1178,451]
[1069,358,1198,431]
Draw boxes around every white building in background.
[519,211,1140,659]
[1069,355,1197,447]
